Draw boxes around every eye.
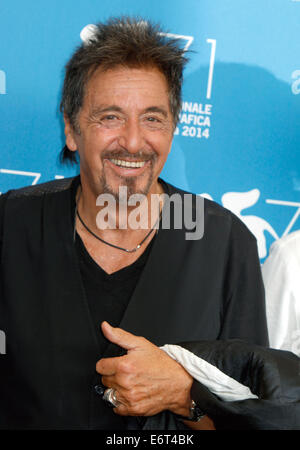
[146,116,160,122]
[102,114,118,121]
[143,115,167,129]
[144,116,163,126]
[98,114,124,128]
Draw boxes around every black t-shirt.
[75,231,155,354]
[73,199,157,430]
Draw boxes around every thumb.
[101,321,142,351]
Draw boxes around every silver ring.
[103,388,119,407]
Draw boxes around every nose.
[117,118,145,154]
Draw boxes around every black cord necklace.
[75,191,161,253]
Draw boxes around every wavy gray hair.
[60,16,188,163]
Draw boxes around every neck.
[76,179,164,239]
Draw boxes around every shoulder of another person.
[269,231,300,256]
[265,231,300,274]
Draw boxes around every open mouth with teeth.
[109,158,147,169]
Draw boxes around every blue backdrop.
[1,0,299,261]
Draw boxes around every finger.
[112,398,151,417]
[103,388,129,412]
[96,355,123,375]
[113,404,132,416]
[101,376,125,391]
[101,321,143,351]
[111,394,140,416]
[100,376,114,388]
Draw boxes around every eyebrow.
[89,105,123,117]
[89,105,169,118]
[144,106,168,118]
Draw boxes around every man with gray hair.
[0,17,275,430]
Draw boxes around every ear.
[64,114,78,152]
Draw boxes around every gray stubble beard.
[99,163,156,203]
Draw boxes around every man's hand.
[96,321,193,417]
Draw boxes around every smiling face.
[64,65,174,200]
